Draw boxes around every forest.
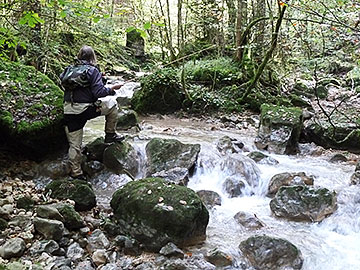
[1,1,360,270]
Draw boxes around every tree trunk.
[225,0,236,43]
[177,0,184,54]
[255,0,266,56]
[236,0,248,60]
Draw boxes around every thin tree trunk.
[177,0,184,53]
[225,0,236,43]
[240,4,287,101]
[255,0,266,56]
[158,0,176,59]
[236,0,247,60]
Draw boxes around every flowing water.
[84,83,360,270]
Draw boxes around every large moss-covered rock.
[255,104,303,154]
[239,235,303,270]
[110,178,209,251]
[131,68,185,114]
[267,172,314,196]
[145,138,200,184]
[45,180,96,211]
[270,186,337,222]
[0,61,65,158]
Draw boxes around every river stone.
[92,249,108,266]
[145,138,200,184]
[54,203,85,229]
[350,171,360,185]
[159,242,184,259]
[206,248,233,267]
[37,160,70,180]
[270,186,337,222]
[268,172,314,196]
[84,137,108,162]
[329,153,348,163]
[0,237,26,259]
[103,141,141,178]
[29,240,60,256]
[45,179,96,211]
[87,229,110,252]
[67,242,85,262]
[8,215,32,228]
[234,211,264,230]
[33,217,65,241]
[247,151,279,165]
[255,104,303,155]
[83,160,105,177]
[239,235,303,270]
[110,178,209,251]
[0,218,7,231]
[196,190,222,209]
[116,109,139,130]
[36,205,64,221]
[0,204,13,219]
[75,261,95,270]
[223,177,245,198]
[16,195,35,210]
[217,136,238,155]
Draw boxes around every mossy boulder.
[267,172,314,196]
[145,138,200,184]
[270,186,337,222]
[0,61,65,158]
[110,178,209,251]
[239,235,303,270]
[255,104,303,154]
[16,196,35,211]
[116,109,139,130]
[45,180,96,211]
[54,204,85,230]
[131,68,185,114]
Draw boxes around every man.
[60,45,124,180]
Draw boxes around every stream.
[83,82,360,270]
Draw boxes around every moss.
[260,104,303,126]
[57,204,84,229]
[16,196,35,211]
[0,218,8,231]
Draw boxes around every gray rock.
[205,248,233,267]
[33,217,65,241]
[329,154,348,163]
[92,249,108,266]
[351,171,360,185]
[8,214,32,228]
[36,205,64,221]
[239,235,303,270]
[37,160,70,180]
[134,262,156,270]
[0,237,26,259]
[268,172,314,196]
[270,186,337,222]
[196,190,222,209]
[100,263,121,270]
[116,109,139,130]
[87,229,110,252]
[30,240,60,255]
[223,177,245,198]
[75,261,95,270]
[66,242,85,262]
[159,242,184,259]
[234,211,264,230]
[217,136,240,155]
[247,151,279,165]
[54,203,85,229]
[0,204,13,219]
[83,160,105,177]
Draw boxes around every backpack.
[61,64,91,90]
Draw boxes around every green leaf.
[126,26,136,33]
[93,16,100,23]
[144,22,151,30]
[60,10,67,18]
[104,14,110,19]
[153,22,165,27]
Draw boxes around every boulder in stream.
[270,185,337,222]
[196,190,222,209]
[268,172,314,196]
[116,109,139,131]
[247,151,279,165]
[110,177,209,251]
[239,235,303,270]
[255,104,303,155]
[145,138,200,185]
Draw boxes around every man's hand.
[111,82,125,90]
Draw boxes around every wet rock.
[239,235,303,270]
[217,136,242,155]
[36,205,64,221]
[116,109,139,130]
[114,235,141,256]
[99,263,120,270]
[234,211,264,230]
[350,171,360,185]
[8,214,32,228]
[30,240,60,256]
[270,186,337,222]
[268,172,314,196]
[196,190,222,209]
[92,249,108,266]
[247,151,279,165]
[223,177,245,198]
[87,229,110,252]
[255,104,303,155]
[16,196,35,210]
[329,154,348,163]
[33,217,65,241]
[0,237,26,259]
[54,204,85,230]
[75,260,95,270]
[134,262,156,270]
[37,160,70,180]
[159,242,184,259]
[84,137,108,162]
[51,257,72,269]
[67,242,85,262]
[356,160,360,172]
[0,204,13,219]
[110,178,209,251]
[151,167,190,186]
[45,180,96,211]
[103,142,141,178]
[83,160,105,178]
[145,138,200,184]
[205,248,233,267]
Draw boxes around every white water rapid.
[84,83,360,270]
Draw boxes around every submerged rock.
[255,104,303,155]
[205,248,233,267]
[223,177,245,197]
[110,178,209,251]
[270,186,337,222]
[145,138,200,184]
[247,151,279,165]
[268,172,314,196]
[196,190,222,209]
[234,211,264,230]
[239,235,303,270]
